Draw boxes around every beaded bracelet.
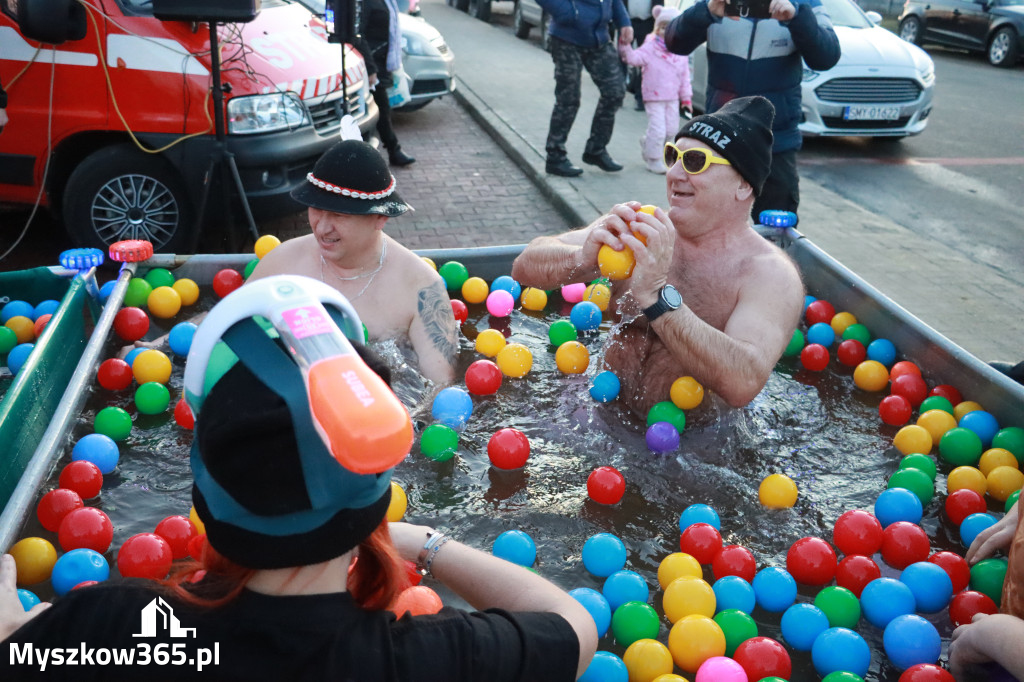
[416,531,452,576]
[424,535,452,577]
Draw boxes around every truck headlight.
[227,93,308,135]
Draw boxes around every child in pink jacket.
[618,6,692,174]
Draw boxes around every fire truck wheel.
[63,145,196,253]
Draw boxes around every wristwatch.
[643,285,682,322]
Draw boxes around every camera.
[725,0,771,19]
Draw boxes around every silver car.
[397,13,457,111]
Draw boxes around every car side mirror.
[865,10,882,23]
[12,0,87,44]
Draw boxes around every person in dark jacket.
[0,79,8,131]
[537,0,634,177]
[665,0,839,219]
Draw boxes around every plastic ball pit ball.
[583,283,612,312]
[10,537,58,585]
[867,338,897,367]
[37,488,84,532]
[800,343,830,371]
[122,278,153,308]
[168,321,198,357]
[712,575,755,613]
[391,586,443,618]
[174,398,195,430]
[781,603,830,651]
[420,423,458,461]
[117,532,173,580]
[555,340,590,374]
[879,394,913,426]
[431,386,474,429]
[490,275,522,301]
[487,428,530,470]
[787,536,838,585]
[6,343,34,374]
[587,466,626,505]
[570,301,602,332]
[495,343,533,378]
[58,460,103,499]
[582,533,628,578]
[920,395,955,416]
[759,473,798,508]
[945,488,986,526]
[960,512,998,548]
[58,506,114,553]
[461,276,489,304]
[5,315,36,344]
[662,576,715,622]
[569,587,612,637]
[993,426,1024,458]
[590,371,621,402]
[51,548,109,596]
[883,614,941,670]
[135,381,171,415]
[711,545,756,582]
[598,244,636,281]
[485,289,515,318]
[986,465,1024,501]
[680,523,722,564]
[733,636,791,682]
[465,359,502,395]
[624,639,674,682]
[580,651,627,682]
[881,521,931,570]
[853,360,890,391]
[561,282,586,303]
[603,571,650,612]
[954,400,983,421]
[679,504,721,532]
[171,278,200,306]
[548,319,578,347]
[947,465,987,497]
[670,376,704,410]
[929,384,962,406]
[1,299,34,324]
[900,664,955,682]
[783,328,805,357]
[948,590,998,627]
[668,615,726,673]
[212,269,244,298]
[899,453,938,480]
[807,322,836,347]
[805,299,836,325]
[811,627,871,679]
[814,585,861,629]
[520,287,547,311]
[0,326,17,355]
[836,339,866,367]
[875,486,923,527]
[713,608,758,657]
[823,673,866,682]
[899,561,953,613]
[93,406,133,442]
[836,555,882,597]
[147,286,182,319]
[861,577,916,628]
[132,349,172,385]
[696,656,746,682]
[71,433,120,475]
[154,515,197,560]
[969,557,1007,605]
[386,481,407,523]
[892,373,928,407]
[959,410,1000,448]
[752,567,797,613]
[253,234,281,259]
[492,530,536,567]
[939,427,984,466]
[979,447,1018,476]
[450,299,468,324]
[893,425,933,456]
[830,311,857,335]
[887,467,934,506]
[928,551,970,592]
[113,307,149,342]
[611,601,660,647]
[33,314,51,338]
[646,422,680,454]
[475,328,507,357]
[833,510,884,556]
[647,401,686,433]
[658,552,703,589]
[32,300,60,320]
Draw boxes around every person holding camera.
[665,0,839,220]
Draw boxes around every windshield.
[998,0,1024,7]
[119,0,292,15]
[821,0,873,28]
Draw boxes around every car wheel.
[513,1,531,39]
[541,13,553,52]
[898,16,923,45]
[468,0,491,21]
[62,145,195,252]
[988,27,1020,67]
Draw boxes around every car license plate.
[843,106,900,121]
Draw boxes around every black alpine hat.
[291,140,412,217]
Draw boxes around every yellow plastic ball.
[598,244,636,280]
[583,282,612,312]
[133,349,173,385]
[652,676,691,682]
[670,377,704,411]
[461,277,490,304]
[830,311,857,336]
[894,425,934,456]
[853,360,890,392]
[475,329,507,358]
[658,552,703,589]
[668,615,725,673]
[987,466,1024,502]
[5,316,36,344]
[496,343,533,378]
[254,234,281,259]
[947,466,987,497]
[623,639,674,682]
[520,287,548,311]
[421,256,437,271]
[9,537,57,585]
[662,576,716,623]
[955,400,984,422]
[917,409,958,445]
[979,448,1019,477]
[555,341,589,374]
[172,278,200,306]
[189,506,206,536]
[147,286,182,319]
[387,481,408,522]
[759,473,799,508]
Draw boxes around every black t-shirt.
[3,580,579,681]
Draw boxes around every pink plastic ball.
[696,656,747,682]
[486,290,515,317]
[561,283,586,303]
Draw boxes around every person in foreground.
[0,280,598,681]
[250,139,458,385]
[511,96,804,413]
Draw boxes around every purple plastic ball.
[646,421,680,453]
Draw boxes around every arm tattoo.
[418,281,460,368]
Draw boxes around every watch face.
[663,285,682,308]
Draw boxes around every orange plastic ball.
[658,552,703,589]
[917,409,958,445]
[33,314,52,339]
[947,466,987,497]
[461,277,490,304]
[979,448,1019,477]
[5,315,36,343]
[853,360,890,392]
[555,341,589,374]
[475,329,507,358]
[670,377,704,410]
[132,349,173,384]
[987,466,1024,502]
[147,286,182,319]
[172,278,200,306]
[391,585,443,618]
[894,425,934,456]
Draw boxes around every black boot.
[546,157,583,177]
[389,147,416,166]
[582,150,623,172]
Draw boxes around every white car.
[677,0,936,139]
[397,13,457,111]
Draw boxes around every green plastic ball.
[135,382,171,415]
[437,261,469,291]
[939,427,984,467]
[841,323,871,346]
[898,453,937,481]
[993,427,1024,459]
[919,395,955,416]
[713,608,758,657]
[814,585,861,629]
[887,467,934,506]
[124,278,153,308]
[243,259,260,279]
[0,326,17,354]
[94,406,133,441]
[970,557,1008,606]
[757,678,789,682]
[548,320,578,347]
[420,423,458,461]
[610,600,659,648]
[362,323,370,344]
[783,328,805,357]
[1007,489,1021,513]
[822,673,865,682]
[143,268,175,289]
[647,401,686,434]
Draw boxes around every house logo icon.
[133,597,197,638]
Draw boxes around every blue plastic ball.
[6,343,35,375]
[883,614,941,670]
[804,295,817,309]
[811,627,871,678]
[645,422,680,453]
[679,503,721,532]
[124,347,146,367]
[874,486,923,528]
[582,533,628,578]
[493,529,537,567]
[1,300,34,324]
[959,410,1000,448]
[32,300,60,320]
[806,322,836,347]
[17,589,41,611]
[579,651,628,682]
[431,386,474,429]
[71,433,120,475]
[569,301,602,332]
[752,566,797,613]
[490,275,522,302]
[960,512,999,548]
[602,569,649,612]
[781,602,831,652]
[860,577,917,628]
[50,548,109,596]
[99,280,117,305]
[168,322,198,357]
[867,338,897,367]
[569,587,612,637]
[713,575,756,614]
[590,371,621,402]
[899,561,953,613]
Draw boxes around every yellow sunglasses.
[663,143,732,174]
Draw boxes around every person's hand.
[0,554,51,641]
[769,0,797,21]
[579,202,644,269]
[369,73,379,89]
[966,500,1018,565]
[0,108,8,129]
[619,206,676,309]
[708,0,728,18]
[388,522,436,563]
[619,26,634,45]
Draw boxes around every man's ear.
[736,179,754,202]
[373,214,389,231]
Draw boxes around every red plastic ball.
[891,373,929,408]
[711,544,756,582]
[881,521,931,570]
[879,394,913,426]
[890,360,922,381]
[786,536,838,585]
[587,466,626,505]
[805,299,836,326]
[836,554,882,597]
[112,307,150,342]
[899,663,955,682]
[187,534,206,561]
[679,523,723,564]
[37,488,84,532]
[58,507,113,553]
[928,551,971,593]
[212,269,244,298]
[948,590,998,627]
[117,533,173,580]
[451,299,468,324]
[929,384,962,406]
[155,515,198,560]
[403,559,424,588]
[836,339,867,367]
[72,580,99,591]
[33,314,52,338]
[174,398,195,430]
[58,460,103,499]
[945,488,987,526]
[465,360,503,396]
[487,428,530,470]
[800,343,830,372]
[833,510,885,556]
[733,636,792,681]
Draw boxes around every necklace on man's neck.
[319,239,388,300]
